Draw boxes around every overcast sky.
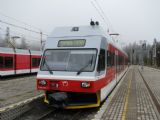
[0,0,160,45]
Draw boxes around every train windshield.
[41,49,97,72]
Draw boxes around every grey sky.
[0,0,160,45]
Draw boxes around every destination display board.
[58,39,86,47]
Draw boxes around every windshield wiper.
[77,55,94,75]
[43,58,53,75]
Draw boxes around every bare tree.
[0,32,4,47]
[29,41,41,50]
[0,27,10,47]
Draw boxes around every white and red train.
[0,47,41,76]
[37,22,128,109]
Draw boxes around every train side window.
[110,53,113,67]
[4,57,13,68]
[32,58,40,67]
[112,53,115,66]
[0,56,4,68]
[97,49,105,72]
[107,51,111,67]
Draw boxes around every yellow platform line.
[121,70,132,120]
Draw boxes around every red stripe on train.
[37,68,116,93]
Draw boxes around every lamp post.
[11,36,20,48]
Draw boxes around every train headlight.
[38,80,47,86]
[81,82,91,88]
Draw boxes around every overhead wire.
[0,26,42,42]
[0,12,47,49]
[91,1,109,30]
[91,0,122,43]
[94,0,115,33]
[0,11,48,35]
[91,0,118,43]
[0,19,49,36]
[0,12,39,30]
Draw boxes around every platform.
[98,66,160,120]
[0,75,42,108]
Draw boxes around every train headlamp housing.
[38,80,47,86]
[81,82,91,88]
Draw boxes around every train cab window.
[0,56,3,68]
[32,58,40,67]
[97,49,105,72]
[41,49,97,72]
[4,57,13,68]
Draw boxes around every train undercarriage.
[44,91,100,109]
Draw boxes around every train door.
[97,49,105,75]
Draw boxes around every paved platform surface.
[0,75,42,108]
[101,66,160,120]
[140,66,160,105]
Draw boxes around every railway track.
[34,109,56,120]
[12,97,98,120]
[34,108,99,120]
[16,102,99,120]
[39,109,82,120]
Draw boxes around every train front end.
[37,25,107,109]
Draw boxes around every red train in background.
[0,47,41,77]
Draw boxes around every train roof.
[49,26,108,38]
[30,50,41,55]
[48,25,127,57]
[0,47,41,55]
[0,47,14,54]
[15,48,30,55]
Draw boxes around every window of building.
[32,58,40,67]
[4,57,13,68]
